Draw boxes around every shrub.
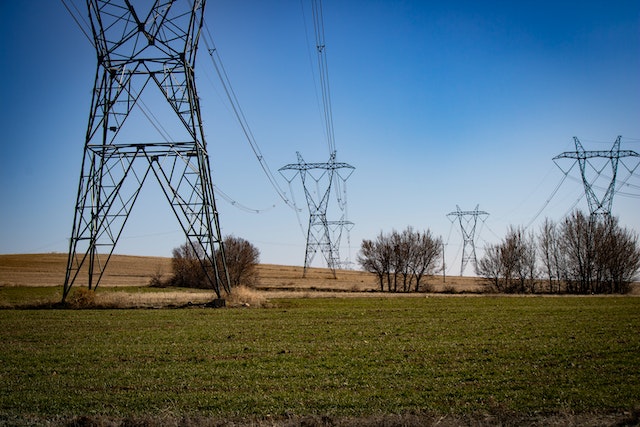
[226,285,266,308]
[168,236,260,290]
[222,235,260,288]
[68,288,95,308]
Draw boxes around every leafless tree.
[170,236,260,289]
[410,229,442,291]
[477,243,501,290]
[391,229,411,292]
[222,235,260,287]
[481,211,639,294]
[539,218,564,293]
[478,226,538,293]
[560,211,597,293]
[358,232,394,291]
[499,226,522,292]
[358,239,386,291]
[520,228,538,293]
[358,227,442,292]
[604,219,640,293]
[170,241,209,288]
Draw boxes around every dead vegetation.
[0,253,483,292]
[0,253,172,287]
[1,254,637,308]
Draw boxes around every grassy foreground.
[1,297,639,424]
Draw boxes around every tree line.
[358,226,442,292]
[477,210,640,294]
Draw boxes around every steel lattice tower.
[553,136,639,217]
[62,0,229,302]
[279,152,354,278]
[447,205,489,276]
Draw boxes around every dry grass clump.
[67,288,96,308]
[92,290,214,309]
[71,287,266,309]
[226,285,267,308]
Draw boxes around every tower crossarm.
[553,150,639,160]
[447,210,489,217]
[279,161,355,171]
[553,136,639,217]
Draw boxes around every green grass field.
[1,296,639,425]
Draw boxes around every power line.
[310,0,336,155]
[524,171,570,230]
[199,19,295,210]
[60,0,94,46]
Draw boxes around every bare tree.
[583,215,640,294]
[499,226,522,292]
[391,229,411,292]
[520,228,538,293]
[482,211,639,295]
[358,227,442,292]
[222,235,260,288]
[605,220,640,293]
[560,211,597,293]
[358,238,386,291]
[477,243,501,290]
[410,229,442,291]
[478,226,538,293]
[170,236,260,290]
[170,241,209,288]
[539,218,563,293]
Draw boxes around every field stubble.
[0,253,481,289]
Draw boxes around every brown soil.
[0,253,483,292]
[2,253,637,296]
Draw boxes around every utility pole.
[447,205,489,276]
[63,0,229,302]
[553,136,639,217]
[441,241,446,284]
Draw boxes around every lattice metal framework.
[447,205,489,276]
[279,152,354,277]
[62,0,229,301]
[553,136,639,217]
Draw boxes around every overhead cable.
[311,0,336,155]
[60,0,94,46]
[524,171,570,230]
[199,21,296,210]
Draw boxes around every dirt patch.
[2,409,638,427]
[1,253,636,298]
[0,254,485,292]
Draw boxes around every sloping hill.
[0,253,482,292]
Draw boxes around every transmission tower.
[553,136,640,217]
[279,152,354,277]
[447,205,489,276]
[62,0,230,302]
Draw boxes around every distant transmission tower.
[447,205,489,276]
[279,152,354,277]
[553,136,640,217]
[62,0,229,302]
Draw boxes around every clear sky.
[1,0,639,275]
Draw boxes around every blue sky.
[1,1,639,275]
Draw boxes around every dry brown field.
[0,253,483,293]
